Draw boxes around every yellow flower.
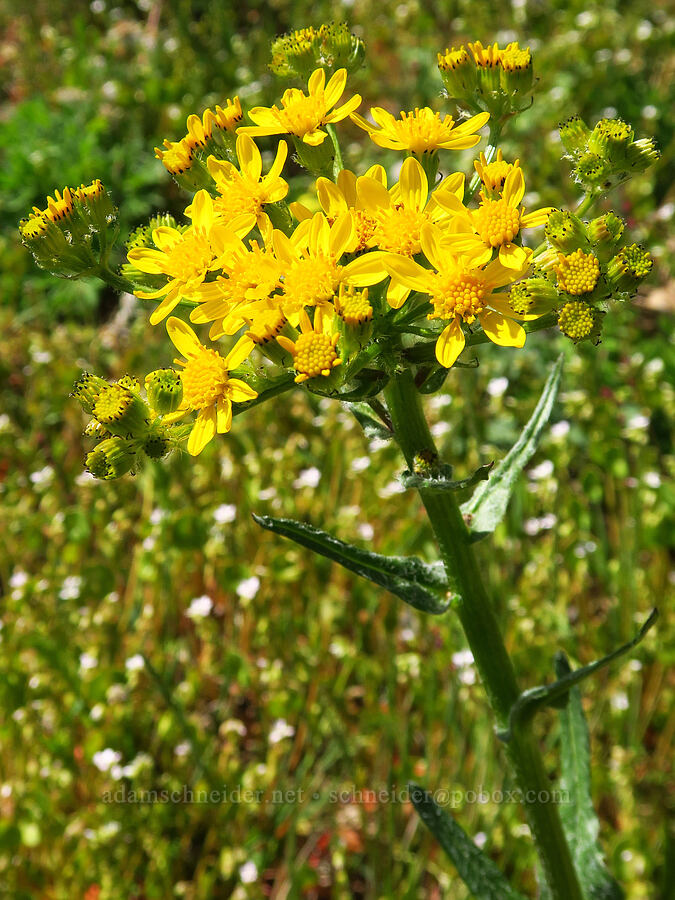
[385,222,535,368]
[202,134,289,230]
[473,149,520,199]
[238,68,361,146]
[190,237,284,340]
[277,306,342,383]
[166,317,257,455]
[155,138,195,175]
[272,212,388,319]
[290,165,386,252]
[350,106,489,153]
[185,98,243,151]
[355,156,465,307]
[127,191,256,324]
[554,249,600,295]
[436,167,553,269]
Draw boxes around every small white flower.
[125,654,145,672]
[79,652,98,671]
[352,456,371,472]
[240,861,259,884]
[269,719,295,744]
[174,741,192,758]
[431,420,451,438]
[452,649,474,669]
[236,576,260,601]
[257,487,277,501]
[357,523,374,541]
[550,420,570,439]
[458,668,477,686]
[142,536,156,551]
[627,414,649,430]
[185,595,213,619]
[611,692,629,711]
[528,460,554,480]
[150,508,166,525]
[222,719,247,736]
[214,503,237,524]
[378,479,405,498]
[59,576,82,600]
[30,466,54,486]
[9,571,28,589]
[293,466,321,489]
[90,704,105,722]
[486,376,509,397]
[93,748,122,772]
[474,831,488,848]
[644,472,661,489]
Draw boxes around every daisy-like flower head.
[166,317,257,455]
[277,306,342,383]
[350,106,489,154]
[474,149,520,199]
[185,98,243,151]
[385,222,537,369]
[202,134,289,230]
[155,137,194,175]
[238,68,361,146]
[272,212,388,320]
[290,165,386,253]
[436,167,553,270]
[355,156,465,308]
[127,191,256,325]
[190,236,284,340]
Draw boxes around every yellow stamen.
[554,249,600,295]
[428,271,487,324]
[180,348,230,409]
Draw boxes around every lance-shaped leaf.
[497,609,658,742]
[555,653,625,900]
[461,354,564,538]
[402,462,494,492]
[253,515,453,614]
[410,784,527,900]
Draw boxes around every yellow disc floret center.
[392,109,453,154]
[474,199,521,247]
[429,271,487,323]
[277,94,324,136]
[181,348,229,408]
[293,332,339,379]
[554,249,600,295]
[374,205,429,256]
[167,235,215,284]
[282,256,340,310]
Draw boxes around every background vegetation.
[0,0,672,897]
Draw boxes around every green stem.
[326,124,344,180]
[383,368,583,900]
[575,191,596,217]
[96,266,135,294]
[466,122,503,202]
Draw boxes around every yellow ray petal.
[487,294,541,321]
[216,397,233,433]
[498,242,530,270]
[386,280,411,310]
[520,207,554,228]
[342,251,389,286]
[323,68,347,108]
[329,212,355,258]
[127,248,168,275]
[436,319,465,368]
[227,378,258,403]
[148,289,182,325]
[399,157,428,212]
[268,140,289,181]
[308,67,326,95]
[503,168,525,208]
[166,315,202,357]
[384,255,431,293]
[190,190,214,233]
[188,407,217,455]
[324,94,362,123]
[317,178,349,218]
[420,222,447,271]
[236,133,262,182]
[152,227,184,252]
[479,310,526,347]
[224,334,254,369]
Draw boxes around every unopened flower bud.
[335,285,373,356]
[85,437,136,480]
[270,24,365,80]
[557,300,603,344]
[606,243,653,294]
[587,117,634,158]
[142,430,172,460]
[509,278,559,316]
[93,384,151,438]
[145,369,184,414]
[587,212,625,247]
[71,372,109,414]
[437,46,477,99]
[575,152,611,187]
[558,115,590,155]
[499,43,533,97]
[545,210,589,252]
[624,137,660,173]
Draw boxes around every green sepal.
[461,354,563,538]
[402,462,494,492]
[330,368,390,401]
[556,653,626,900]
[497,609,658,742]
[409,784,528,900]
[252,515,453,614]
[347,401,393,442]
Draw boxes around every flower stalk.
[383,367,583,900]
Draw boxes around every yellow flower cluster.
[119,63,558,459]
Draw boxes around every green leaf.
[461,354,564,537]
[497,609,658,742]
[348,401,393,442]
[410,784,527,900]
[253,515,452,614]
[402,462,494,492]
[556,653,625,900]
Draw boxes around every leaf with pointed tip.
[461,354,563,538]
[556,653,625,900]
[410,784,527,900]
[253,515,452,614]
[497,609,658,742]
[402,462,494,492]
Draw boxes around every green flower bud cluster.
[269,24,365,80]
[524,210,654,344]
[71,370,188,479]
[438,40,534,120]
[559,115,659,192]
[18,180,118,279]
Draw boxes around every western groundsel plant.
[21,25,661,899]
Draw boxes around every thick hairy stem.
[383,368,583,900]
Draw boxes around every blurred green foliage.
[0,0,673,897]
